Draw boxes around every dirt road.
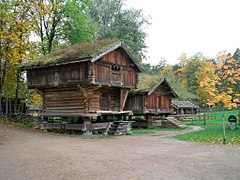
[0,123,240,180]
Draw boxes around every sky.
[126,0,240,65]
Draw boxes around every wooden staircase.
[107,121,133,135]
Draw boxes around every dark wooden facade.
[125,78,178,116]
[22,40,142,117]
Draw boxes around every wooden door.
[100,93,110,110]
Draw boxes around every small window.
[111,65,121,72]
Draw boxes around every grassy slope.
[175,109,240,144]
[184,110,239,125]
[132,127,185,135]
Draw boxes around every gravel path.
[0,122,240,180]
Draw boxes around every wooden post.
[88,62,95,84]
[41,117,48,132]
[129,116,132,121]
[238,111,240,127]
[61,117,67,130]
[146,115,153,128]
[191,107,193,125]
[82,117,92,135]
[120,89,128,111]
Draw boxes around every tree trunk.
[206,106,209,120]
[203,106,206,125]
[5,99,8,117]
[9,99,12,118]
[213,110,216,120]
[14,69,20,115]
[222,108,226,144]
[0,48,8,116]
[198,108,201,121]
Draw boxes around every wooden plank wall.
[27,62,88,88]
[94,49,138,88]
[27,48,138,89]
[125,94,144,112]
[146,86,171,111]
[94,63,110,83]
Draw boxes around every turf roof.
[132,74,178,97]
[22,39,140,69]
[172,100,199,109]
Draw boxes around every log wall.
[42,86,121,116]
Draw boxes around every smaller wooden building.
[171,100,199,116]
[125,78,178,121]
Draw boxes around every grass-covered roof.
[132,74,178,97]
[134,74,162,93]
[22,39,141,70]
[172,100,199,109]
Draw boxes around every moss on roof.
[172,100,199,108]
[22,39,120,69]
[131,73,163,94]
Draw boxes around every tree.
[196,60,218,125]
[90,0,150,61]
[177,52,211,95]
[0,0,33,116]
[210,53,240,143]
[142,59,166,75]
[159,65,191,100]
[214,53,240,109]
[30,0,95,54]
[233,48,240,94]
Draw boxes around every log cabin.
[125,77,178,123]
[171,100,199,120]
[21,39,142,124]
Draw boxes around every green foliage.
[90,0,150,61]
[0,0,33,115]
[142,59,166,75]
[62,0,96,44]
[30,0,95,54]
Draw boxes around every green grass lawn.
[132,127,185,135]
[175,109,240,144]
[175,126,240,144]
[184,109,239,125]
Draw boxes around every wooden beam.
[88,62,95,84]
[120,89,129,111]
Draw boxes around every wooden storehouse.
[21,39,142,125]
[171,100,199,118]
[125,77,178,122]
